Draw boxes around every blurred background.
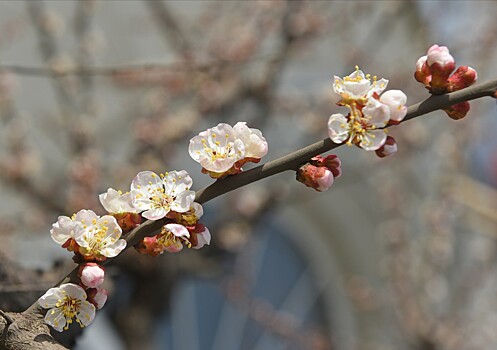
[0,1,497,349]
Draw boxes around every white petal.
[171,190,195,213]
[362,98,390,127]
[38,287,64,308]
[416,55,427,70]
[75,209,99,225]
[163,170,193,196]
[130,171,162,192]
[50,216,76,245]
[100,239,127,257]
[233,122,268,159]
[60,283,87,301]
[191,202,203,219]
[142,207,168,220]
[44,308,66,332]
[327,114,350,144]
[360,130,387,151]
[77,301,96,326]
[380,90,407,122]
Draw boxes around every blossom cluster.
[189,122,268,178]
[415,44,477,120]
[41,169,211,331]
[327,66,407,156]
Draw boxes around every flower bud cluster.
[415,44,477,120]
[327,67,407,155]
[189,122,268,178]
[296,155,342,192]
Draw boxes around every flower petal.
[44,308,66,332]
[327,113,350,144]
[77,301,96,326]
[359,130,387,151]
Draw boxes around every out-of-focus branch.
[144,0,192,61]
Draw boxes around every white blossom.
[328,98,389,151]
[74,210,126,259]
[50,215,79,246]
[189,123,245,173]
[38,283,95,332]
[333,67,388,101]
[158,223,191,253]
[130,170,195,220]
[99,188,139,214]
[233,122,268,159]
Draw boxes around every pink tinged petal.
[164,223,190,238]
[99,188,120,213]
[193,227,211,249]
[233,122,268,159]
[92,288,108,309]
[369,78,389,96]
[60,283,87,301]
[327,113,350,144]
[427,44,454,67]
[100,239,126,258]
[130,171,162,196]
[142,207,168,220]
[80,265,105,288]
[171,190,195,213]
[359,130,387,151]
[206,123,235,149]
[380,90,408,122]
[316,169,334,192]
[77,301,96,326]
[363,98,390,127]
[163,240,184,253]
[45,308,66,332]
[38,288,64,308]
[416,55,428,71]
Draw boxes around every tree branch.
[21,78,497,326]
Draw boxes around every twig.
[25,78,497,313]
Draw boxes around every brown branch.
[18,78,497,340]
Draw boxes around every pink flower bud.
[79,263,105,288]
[448,66,477,91]
[426,45,455,93]
[375,136,397,158]
[443,101,470,120]
[297,164,334,192]
[414,56,431,86]
[311,154,342,178]
[427,45,455,68]
[87,287,108,309]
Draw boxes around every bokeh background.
[1,1,497,349]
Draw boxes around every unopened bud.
[79,263,105,288]
[87,287,108,309]
[311,154,342,178]
[297,164,334,192]
[414,56,431,86]
[380,90,407,123]
[375,136,397,158]
[448,66,477,91]
[443,101,470,120]
[426,45,455,93]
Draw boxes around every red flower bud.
[448,66,477,92]
[443,101,470,120]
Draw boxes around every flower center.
[148,186,173,210]
[200,134,234,162]
[55,295,83,329]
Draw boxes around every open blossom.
[99,188,139,214]
[333,67,388,103]
[233,122,268,160]
[189,123,244,173]
[50,215,79,247]
[74,210,126,261]
[99,188,142,231]
[189,122,268,178]
[328,98,389,151]
[38,283,95,332]
[130,170,195,220]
